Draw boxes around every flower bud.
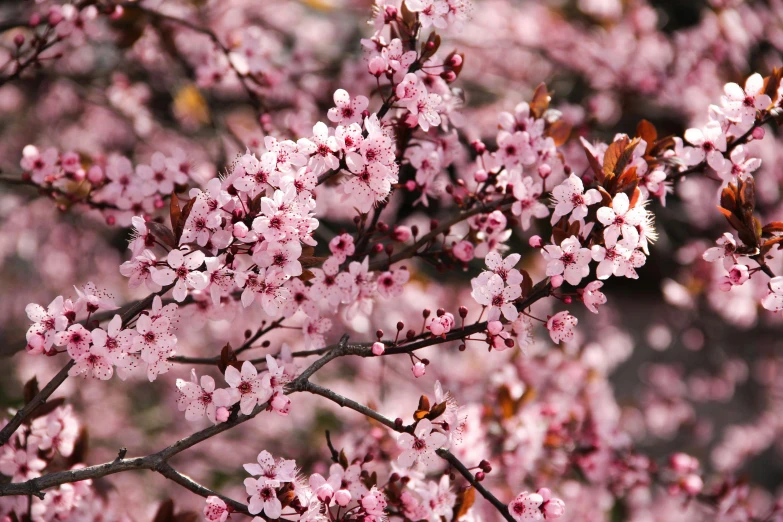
[471,140,486,154]
[13,34,24,47]
[751,126,766,141]
[682,474,703,496]
[550,274,564,288]
[368,56,386,77]
[474,169,488,183]
[233,222,249,238]
[459,306,468,318]
[335,489,352,506]
[412,362,426,377]
[448,54,463,68]
[452,240,474,262]
[393,226,412,242]
[541,498,565,519]
[487,320,503,335]
[215,407,230,423]
[87,165,104,184]
[529,235,543,248]
[372,342,385,356]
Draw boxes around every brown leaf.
[762,222,783,235]
[497,385,515,419]
[146,221,177,249]
[413,409,430,420]
[28,397,66,421]
[427,401,447,420]
[529,83,551,119]
[65,427,89,467]
[636,120,657,154]
[417,395,431,412]
[172,512,199,522]
[219,343,237,373]
[720,185,738,213]
[763,68,783,106]
[339,449,349,469]
[602,136,630,181]
[23,377,39,405]
[170,192,181,232]
[520,269,533,298]
[453,487,476,520]
[175,198,196,243]
[546,120,571,147]
[582,141,605,182]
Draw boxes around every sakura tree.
[1,1,783,522]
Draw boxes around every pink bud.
[474,170,488,183]
[550,274,564,288]
[372,342,385,356]
[541,498,565,519]
[412,362,426,378]
[215,407,230,423]
[471,140,486,154]
[682,474,703,495]
[452,240,474,262]
[316,484,334,502]
[13,34,24,47]
[440,71,457,82]
[487,320,503,335]
[334,489,352,507]
[368,56,386,77]
[86,165,104,183]
[404,113,419,128]
[751,126,766,141]
[448,54,463,68]
[536,488,552,502]
[233,222,249,238]
[393,226,412,242]
[538,163,552,178]
[29,13,41,26]
[529,235,543,248]
[110,6,125,20]
[47,6,63,26]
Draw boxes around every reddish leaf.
[23,377,39,405]
[546,120,571,147]
[453,487,476,520]
[529,83,550,119]
[636,120,657,154]
[169,192,181,232]
[175,198,195,243]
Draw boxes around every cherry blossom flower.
[551,173,601,224]
[133,314,176,365]
[225,361,271,415]
[68,343,114,380]
[683,121,727,169]
[381,39,416,72]
[303,316,332,350]
[427,312,454,336]
[508,491,544,522]
[180,200,221,247]
[90,315,134,368]
[397,419,448,467]
[712,146,762,181]
[703,233,739,270]
[204,497,229,522]
[151,248,209,302]
[0,446,47,483]
[542,236,591,286]
[329,233,355,263]
[718,264,750,292]
[29,405,79,457]
[406,0,449,29]
[55,324,92,359]
[253,241,303,277]
[128,216,156,256]
[591,239,635,280]
[721,73,771,124]
[496,131,535,169]
[471,272,521,321]
[485,251,524,285]
[244,450,297,483]
[73,282,117,315]
[20,145,59,183]
[581,280,607,313]
[25,296,68,354]
[177,369,234,423]
[307,122,340,173]
[761,277,783,315]
[121,250,161,291]
[596,193,645,247]
[360,487,388,522]
[327,89,369,126]
[406,92,443,132]
[238,268,290,314]
[234,152,278,198]
[245,479,283,519]
[546,311,578,344]
[376,266,410,299]
[511,176,549,230]
[452,240,474,262]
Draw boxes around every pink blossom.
[596,193,645,247]
[542,236,591,286]
[376,267,410,299]
[25,295,68,353]
[703,233,739,270]
[471,272,521,321]
[721,73,771,124]
[151,248,209,302]
[225,361,270,415]
[551,173,601,224]
[327,89,369,126]
[546,311,578,344]
[581,280,607,313]
[452,240,475,262]
[508,491,543,522]
[204,496,229,522]
[427,312,455,336]
[761,277,783,315]
[329,233,356,263]
[55,324,92,359]
[396,419,447,467]
[177,369,234,423]
[683,121,727,169]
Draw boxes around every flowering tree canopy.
[1,1,783,521]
